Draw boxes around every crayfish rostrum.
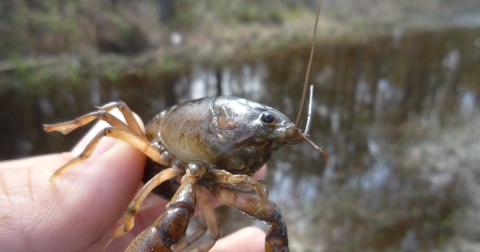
[44,1,329,251]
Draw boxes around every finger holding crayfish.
[0,111,147,251]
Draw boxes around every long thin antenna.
[304,85,314,135]
[294,0,322,127]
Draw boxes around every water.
[1,26,480,251]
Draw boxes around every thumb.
[0,114,146,252]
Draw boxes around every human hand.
[0,112,266,252]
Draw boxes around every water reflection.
[1,26,480,251]
[460,91,476,116]
[188,64,267,101]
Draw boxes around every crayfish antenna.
[304,85,314,135]
[299,133,332,168]
[294,1,322,127]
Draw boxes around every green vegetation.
[0,0,313,59]
[1,0,478,91]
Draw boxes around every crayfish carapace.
[44,1,329,251]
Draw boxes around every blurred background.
[1,0,480,251]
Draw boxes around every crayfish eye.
[261,112,275,124]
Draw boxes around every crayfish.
[44,1,329,251]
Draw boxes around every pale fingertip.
[253,165,267,180]
[210,226,266,252]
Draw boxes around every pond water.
[1,26,480,251]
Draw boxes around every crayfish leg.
[173,224,207,252]
[103,167,179,250]
[44,101,146,140]
[203,180,288,252]
[173,185,219,251]
[207,169,269,213]
[97,101,145,139]
[44,110,128,135]
[49,127,164,182]
[125,174,196,252]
